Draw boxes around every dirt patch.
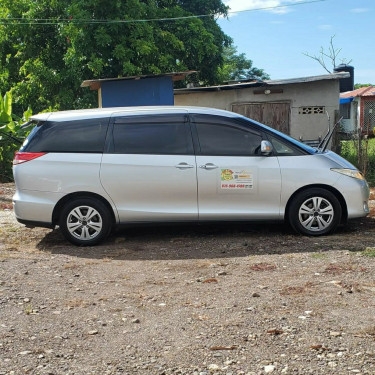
[1,183,375,374]
[250,263,277,271]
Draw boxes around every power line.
[0,0,328,25]
[226,0,327,15]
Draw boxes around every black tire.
[288,188,342,236]
[59,197,112,246]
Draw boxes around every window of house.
[340,103,351,119]
[299,106,325,115]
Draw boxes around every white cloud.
[223,0,306,15]
[350,8,370,13]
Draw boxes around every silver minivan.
[13,106,370,246]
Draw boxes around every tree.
[0,0,232,115]
[0,90,32,181]
[303,35,352,74]
[354,83,373,89]
[217,46,270,83]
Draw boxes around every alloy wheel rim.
[66,206,103,240]
[298,196,334,232]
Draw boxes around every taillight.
[13,152,46,165]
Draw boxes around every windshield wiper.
[0,121,34,144]
[20,120,33,129]
[0,130,23,144]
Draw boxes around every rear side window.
[20,119,109,153]
[112,116,193,155]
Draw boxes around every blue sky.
[218,0,374,83]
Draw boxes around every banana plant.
[0,91,33,182]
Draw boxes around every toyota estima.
[13,106,369,246]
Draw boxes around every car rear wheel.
[59,198,112,246]
[288,188,342,236]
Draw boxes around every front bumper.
[336,176,370,219]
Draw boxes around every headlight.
[331,168,365,180]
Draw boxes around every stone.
[264,365,276,373]
[330,331,341,337]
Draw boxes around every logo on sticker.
[221,169,233,181]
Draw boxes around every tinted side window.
[194,117,262,156]
[267,134,304,156]
[113,121,193,155]
[21,119,109,153]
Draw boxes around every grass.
[340,138,375,186]
[361,247,375,257]
[24,304,34,315]
[310,252,327,259]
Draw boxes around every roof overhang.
[174,72,350,94]
[81,71,197,91]
[340,97,354,104]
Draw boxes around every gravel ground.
[1,183,375,375]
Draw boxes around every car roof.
[30,106,241,122]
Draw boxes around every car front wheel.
[288,188,342,236]
[59,198,112,246]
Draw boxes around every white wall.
[175,80,340,142]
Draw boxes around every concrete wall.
[175,80,340,141]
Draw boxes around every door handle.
[175,162,194,169]
[199,163,218,170]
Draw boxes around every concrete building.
[175,72,349,146]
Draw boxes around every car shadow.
[35,218,375,261]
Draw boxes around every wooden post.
[331,110,340,153]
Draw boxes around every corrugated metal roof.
[340,86,375,98]
[174,72,349,94]
[81,71,197,89]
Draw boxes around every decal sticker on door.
[220,169,253,189]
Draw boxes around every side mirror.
[261,140,273,155]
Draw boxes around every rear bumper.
[13,189,61,226]
[16,218,55,229]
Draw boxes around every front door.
[191,114,282,220]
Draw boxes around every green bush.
[340,138,375,186]
[0,91,33,182]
